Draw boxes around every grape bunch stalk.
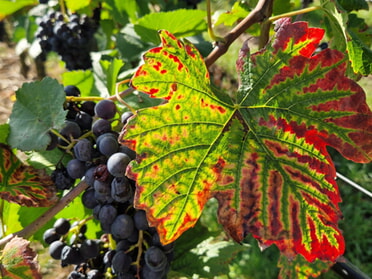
[45,86,174,278]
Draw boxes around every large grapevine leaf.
[120,18,372,263]
[0,144,57,207]
[8,77,67,151]
[0,236,42,279]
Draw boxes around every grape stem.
[204,0,321,67]
[0,180,89,248]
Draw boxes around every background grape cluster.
[35,10,99,70]
[45,86,173,279]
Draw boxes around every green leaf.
[278,254,333,279]
[0,124,9,144]
[116,24,152,64]
[337,0,369,12]
[121,91,164,111]
[104,0,133,25]
[214,1,250,27]
[0,236,41,279]
[0,144,57,207]
[321,0,372,75]
[120,19,372,263]
[8,77,67,151]
[134,9,207,45]
[65,0,91,12]
[1,201,23,235]
[99,58,125,96]
[173,233,248,278]
[0,0,36,20]
[62,70,95,97]
[92,55,124,97]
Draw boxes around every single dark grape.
[96,133,119,157]
[118,145,136,160]
[61,245,84,266]
[144,246,168,272]
[120,111,134,125]
[73,138,93,162]
[127,228,139,243]
[94,179,111,195]
[51,165,75,190]
[99,204,117,233]
[43,228,60,244]
[81,188,98,209]
[46,131,58,150]
[92,119,111,136]
[107,152,131,177]
[116,239,131,251]
[53,218,71,235]
[75,111,93,131]
[141,263,167,279]
[134,210,149,231]
[94,99,117,120]
[66,158,86,179]
[103,249,116,266]
[111,250,132,274]
[49,240,66,259]
[93,204,102,220]
[111,214,134,240]
[67,270,85,279]
[111,176,132,203]
[83,166,96,187]
[80,239,100,259]
[80,101,96,116]
[60,120,82,140]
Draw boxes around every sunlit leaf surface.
[120,18,372,262]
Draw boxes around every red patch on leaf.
[273,18,324,57]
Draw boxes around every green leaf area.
[0,144,57,207]
[119,18,372,264]
[0,236,41,279]
[134,9,207,45]
[8,77,66,151]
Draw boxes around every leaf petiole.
[65,96,105,102]
[268,6,322,22]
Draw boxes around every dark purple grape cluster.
[47,85,174,278]
[35,11,98,70]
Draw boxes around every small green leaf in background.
[173,234,248,278]
[321,0,372,75]
[0,124,9,144]
[0,144,57,207]
[100,58,125,96]
[104,0,135,26]
[62,70,97,97]
[8,77,66,151]
[64,0,91,13]
[214,1,250,27]
[134,9,208,45]
[337,0,369,12]
[92,56,124,97]
[0,236,41,279]
[0,0,36,21]
[116,24,152,64]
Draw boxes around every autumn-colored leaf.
[278,254,333,279]
[0,144,57,207]
[119,18,372,263]
[0,236,42,279]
